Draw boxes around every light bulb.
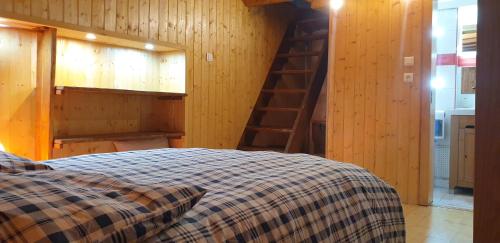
[145,43,155,50]
[330,0,344,11]
[85,33,97,40]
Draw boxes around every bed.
[1,149,405,242]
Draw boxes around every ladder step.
[256,107,300,112]
[262,89,307,94]
[286,32,328,42]
[246,126,293,133]
[238,145,285,153]
[296,17,329,26]
[271,69,312,75]
[277,51,322,58]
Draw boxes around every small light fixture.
[145,43,155,50]
[85,33,97,40]
[0,143,5,152]
[330,0,344,11]
[0,23,8,28]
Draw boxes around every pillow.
[0,171,206,242]
[113,137,169,152]
[0,151,53,173]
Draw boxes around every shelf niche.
[52,33,186,159]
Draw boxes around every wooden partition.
[0,18,187,160]
[0,28,38,159]
[474,0,500,241]
[326,0,433,204]
[51,87,185,158]
[0,1,293,149]
[50,35,186,158]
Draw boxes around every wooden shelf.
[55,86,186,99]
[53,131,184,148]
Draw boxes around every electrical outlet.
[404,56,415,66]
[404,73,414,83]
[206,52,214,62]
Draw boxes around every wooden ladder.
[238,13,329,153]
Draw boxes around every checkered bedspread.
[45,148,405,242]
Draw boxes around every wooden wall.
[0,28,38,159]
[326,0,432,204]
[474,0,500,241]
[0,0,293,149]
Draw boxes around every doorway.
[431,0,477,211]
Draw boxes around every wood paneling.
[0,28,38,159]
[326,0,432,204]
[55,38,185,93]
[474,0,500,242]
[0,0,293,149]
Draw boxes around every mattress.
[45,148,405,242]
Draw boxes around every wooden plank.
[158,0,169,42]
[168,0,177,44]
[0,0,14,12]
[353,0,367,166]
[55,86,186,97]
[104,0,117,31]
[342,0,357,163]
[63,0,78,24]
[138,0,149,38]
[199,0,209,147]
[214,0,223,147]
[184,0,194,146]
[148,0,159,39]
[116,0,128,33]
[177,0,186,45]
[385,0,401,189]
[54,131,184,145]
[396,0,411,203]
[14,0,31,15]
[242,0,290,7]
[78,0,92,27]
[31,0,48,18]
[92,0,106,29]
[48,0,64,21]
[191,0,202,147]
[363,0,377,172]
[127,0,139,35]
[374,0,389,183]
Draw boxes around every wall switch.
[404,73,414,83]
[206,52,214,62]
[404,56,415,66]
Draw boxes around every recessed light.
[85,33,97,40]
[330,0,344,11]
[145,43,155,50]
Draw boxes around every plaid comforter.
[45,148,405,242]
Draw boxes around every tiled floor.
[433,186,473,211]
[404,204,473,243]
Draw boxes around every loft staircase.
[238,13,329,153]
